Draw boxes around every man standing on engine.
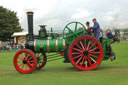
[92,18,100,40]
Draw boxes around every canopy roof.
[12,32,28,37]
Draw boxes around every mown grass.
[0,41,128,85]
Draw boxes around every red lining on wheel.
[13,49,36,74]
[69,36,103,70]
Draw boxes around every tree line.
[0,6,23,41]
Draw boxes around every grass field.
[0,41,128,85]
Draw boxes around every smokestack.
[27,12,33,35]
[26,12,34,41]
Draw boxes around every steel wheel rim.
[14,49,36,73]
[69,36,103,70]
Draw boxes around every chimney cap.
[27,12,33,15]
[39,25,47,27]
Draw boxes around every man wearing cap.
[92,18,100,40]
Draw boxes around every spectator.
[13,43,16,50]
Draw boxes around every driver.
[92,18,100,40]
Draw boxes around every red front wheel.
[13,49,37,74]
[69,36,103,70]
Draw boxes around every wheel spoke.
[17,61,22,63]
[88,43,95,50]
[26,64,30,69]
[73,54,82,59]
[89,55,96,63]
[85,59,88,67]
[18,63,23,67]
[89,54,98,58]
[66,26,73,33]
[28,57,33,60]
[84,39,87,50]
[25,64,27,70]
[89,47,98,52]
[73,48,82,52]
[76,57,82,64]
[24,52,27,57]
[80,57,85,66]
[75,22,77,32]
[87,57,91,66]
[27,61,33,68]
[29,61,34,63]
[80,41,85,50]
[75,43,82,50]
[90,52,100,54]
[20,53,24,58]
[25,53,29,60]
[18,57,23,60]
[21,64,24,69]
[72,52,81,55]
[87,40,91,50]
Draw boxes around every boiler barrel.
[34,39,66,52]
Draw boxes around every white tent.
[12,32,28,37]
[12,32,28,44]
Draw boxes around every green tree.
[0,6,23,41]
[123,28,128,33]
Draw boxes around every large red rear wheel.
[36,52,47,70]
[69,36,103,70]
[13,49,37,74]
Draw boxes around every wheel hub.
[83,50,89,56]
[23,60,27,64]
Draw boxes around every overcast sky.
[0,0,128,34]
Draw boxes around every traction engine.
[13,12,117,74]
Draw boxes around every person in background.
[92,18,100,40]
[20,43,24,49]
[13,43,16,50]
[106,29,114,39]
